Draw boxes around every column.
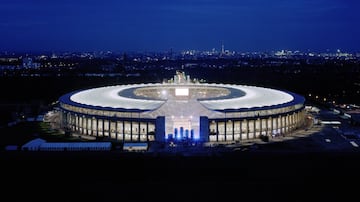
[275,116,281,134]
[259,118,262,136]
[79,116,82,134]
[288,115,291,132]
[146,122,149,142]
[73,114,77,132]
[200,116,209,142]
[266,118,269,136]
[85,116,88,135]
[155,116,165,142]
[138,120,141,142]
[293,113,296,130]
[73,115,76,132]
[77,114,80,132]
[232,120,235,141]
[253,119,256,138]
[90,117,93,136]
[239,120,242,141]
[224,119,227,142]
[130,120,133,141]
[297,112,300,127]
[216,121,219,142]
[80,116,84,134]
[284,115,287,134]
[67,113,70,130]
[246,119,249,140]
[300,110,305,124]
[270,117,273,137]
[84,116,87,135]
[70,114,73,131]
[108,119,111,137]
[122,120,125,142]
[280,116,284,135]
[102,119,105,137]
[96,119,99,137]
[115,120,118,140]
[286,115,289,132]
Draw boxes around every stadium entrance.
[165,116,199,141]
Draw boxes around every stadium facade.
[59,71,305,143]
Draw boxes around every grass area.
[0,121,82,150]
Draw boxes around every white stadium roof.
[70,84,165,110]
[66,83,296,111]
[199,84,294,110]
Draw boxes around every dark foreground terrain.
[2,151,360,201]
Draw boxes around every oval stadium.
[59,71,305,143]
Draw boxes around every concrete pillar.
[146,122,149,142]
[79,116,83,134]
[130,120,133,141]
[138,120,141,141]
[200,116,209,142]
[85,116,88,135]
[155,116,165,142]
[224,119,227,142]
[270,117,273,137]
[69,114,73,131]
[276,116,279,135]
[284,115,287,134]
[265,118,269,136]
[239,120,242,140]
[122,120,125,142]
[259,118,262,136]
[95,118,98,136]
[115,120,118,140]
[108,119,111,137]
[246,119,249,139]
[90,117,93,136]
[216,121,219,142]
[83,116,86,135]
[253,119,256,138]
[232,120,235,141]
[102,119,105,137]
[280,116,283,135]
[293,113,296,129]
[76,115,79,132]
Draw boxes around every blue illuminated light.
[185,129,189,139]
[180,127,184,138]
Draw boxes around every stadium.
[59,71,305,143]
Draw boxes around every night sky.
[1,0,359,52]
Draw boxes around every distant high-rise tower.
[221,41,224,54]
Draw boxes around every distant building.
[22,57,40,69]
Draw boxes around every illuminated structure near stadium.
[59,71,305,143]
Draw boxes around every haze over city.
[1,0,360,52]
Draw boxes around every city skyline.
[0,0,359,52]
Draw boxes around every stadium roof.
[199,84,295,111]
[59,83,304,113]
[60,84,166,112]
